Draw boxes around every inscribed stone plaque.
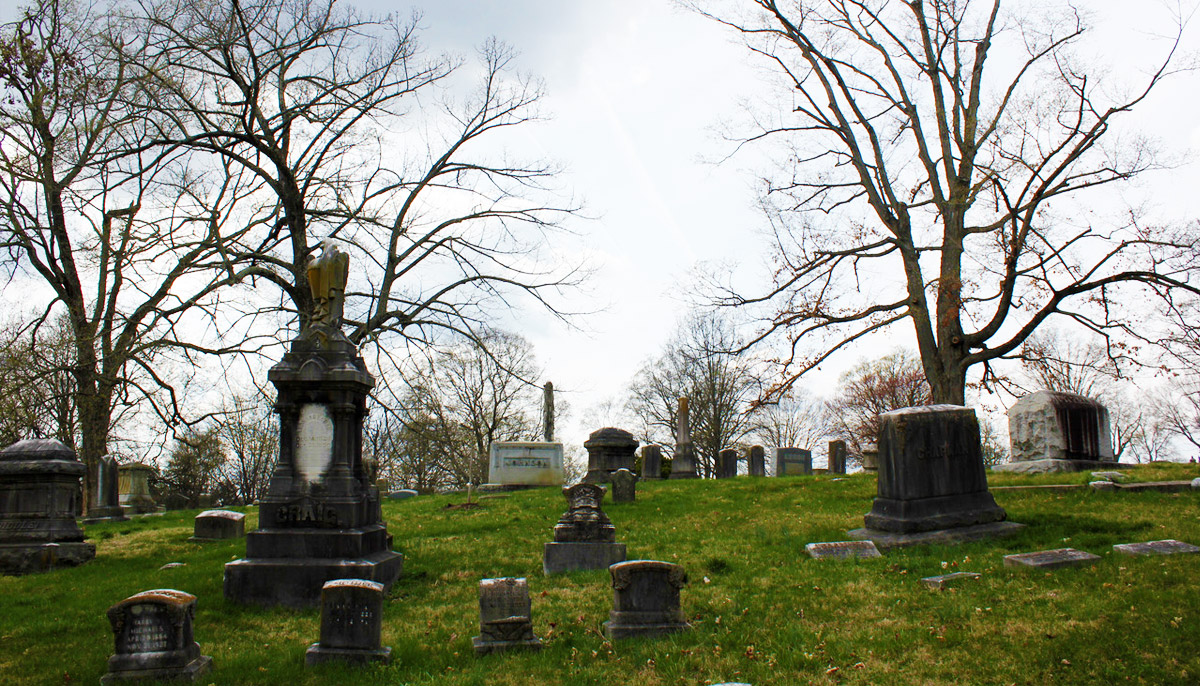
[296,404,334,483]
[487,441,564,486]
[103,588,211,684]
[776,448,812,476]
[121,604,173,653]
[921,571,981,590]
[1112,540,1200,556]
[805,541,882,560]
[1003,548,1100,569]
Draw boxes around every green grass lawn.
[2,463,1199,685]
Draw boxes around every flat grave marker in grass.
[805,540,882,560]
[1112,539,1200,556]
[1003,548,1101,570]
[921,571,982,590]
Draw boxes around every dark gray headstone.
[101,589,212,684]
[863,405,1008,533]
[472,577,542,655]
[611,468,637,503]
[582,428,638,484]
[305,579,390,665]
[640,445,663,480]
[603,560,690,640]
[747,446,765,477]
[775,447,812,476]
[85,455,128,522]
[0,439,95,575]
[191,510,245,541]
[805,541,882,560]
[921,571,981,590]
[828,440,847,474]
[717,449,738,479]
[860,443,879,472]
[1112,540,1200,556]
[543,483,626,574]
[1003,548,1100,570]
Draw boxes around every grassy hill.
[2,464,1199,685]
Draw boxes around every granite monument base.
[991,459,1116,474]
[83,506,129,524]
[543,542,626,575]
[849,521,1025,549]
[472,634,544,656]
[0,541,95,575]
[305,645,391,666]
[100,656,213,684]
[224,550,402,608]
[862,490,1009,533]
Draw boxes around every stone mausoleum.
[999,390,1115,473]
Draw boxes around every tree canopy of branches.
[828,350,931,456]
[161,426,224,507]
[211,388,275,504]
[627,314,761,477]
[699,0,1199,405]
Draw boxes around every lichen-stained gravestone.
[101,589,212,684]
[611,468,637,503]
[190,510,245,541]
[998,390,1115,473]
[224,243,402,608]
[543,483,627,574]
[118,463,160,514]
[0,438,95,575]
[305,579,390,665]
[472,577,542,655]
[603,560,691,640]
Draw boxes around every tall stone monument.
[582,428,638,484]
[85,455,127,523]
[224,242,402,608]
[0,438,95,575]
[850,405,1021,547]
[542,381,555,442]
[669,398,699,479]
[998,390,1115,473]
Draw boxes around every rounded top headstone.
[584,427,637,449]
[0,438,78,462]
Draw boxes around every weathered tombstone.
[305,579,390,665]
[997,390,1115,473]
[850,405,1020,547]
[669,398,699,479]
[543,483,626,574]
[774,447,812,476]
[388,489,417,500]
[611,468,637,503]
[805,541,882,560]
[190,510,245,541]
[582,428,638,484]
[603,560,690,640]
[85,455,128,522]
[921,571,981,590]
[716,449,738,479]
[472,577,542,655]
[101,589,212,684]
[747,445,765,477]
[486,442,565,487]
[1112,540,1200,556]
[860,443,879,472]
[640,445,663,480]
[828,440,847,474]
[1003,548,1100,569]
[0,438,95,575]
[224,242,403,608]
[119,463,159,514]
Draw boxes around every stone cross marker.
[611,468,637,502]
[472,577,542,655]
[543,483,626,574]
[640,445,663,480]
[747,445,765,477]
[191,510,246,541]
[1003,548,1100,570]
[1112,540,1200,556]
[669,398,699,479]
[0,438,95,575]
[306,578,390,665]
[603,560,691,640]
[101,589,212,684]
[805,541,882,560]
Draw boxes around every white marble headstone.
[296,404,334,483]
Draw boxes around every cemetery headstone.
[860,443,879,472]
[543,483,627,574]
[118,463,160,514]
[998,390,1115,473]
[472,577,542,655]
[669,398,699,479]
[85,455,127,522]
[640,445,663,480]
[486,441,565,487]
[603,560,691,640]
[101,589,212,684]
[224,242,403,608]
[611,468,637,502]
[921,571,981,590]
[805,541,882,560]
[1192,477,1200,490]
[582,428,638,484]
[1003,548,1100,569]
[717,449,738,478]
[828,440,847,474]
[1112,540,1200,556]
[306,578,390,665]
[0,438,95,575]
[775,447,812,476]
[747,445,765,477]
[388,489,418,500]
[190,510,245,541]
[855,406,1015,542]
[196,493,215,509]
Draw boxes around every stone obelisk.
[669,397,699,479]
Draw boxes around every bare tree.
[697,0,1199,405]
[750,391,829,451]
[828,350,932,457]
[212,388,276,504]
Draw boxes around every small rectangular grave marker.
[473,577,542,655]
[190,510,245,541]
[305,579,390,665]
[805,541,882,560]
[603,560,691,640]
[101,589,212,684]
[921,571,981,590]
[1003,548,1100,570]
[1112,540,1200,556]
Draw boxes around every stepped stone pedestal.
[0,439,95,575]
